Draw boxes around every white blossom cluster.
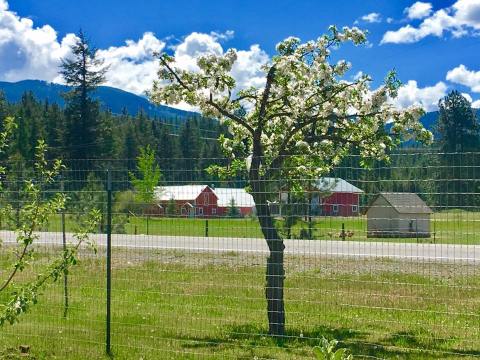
[149,26,432,183]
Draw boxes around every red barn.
[312,178,363,216]
[277,177,363,217]
[155,185,219,217]
[153,185,256,217]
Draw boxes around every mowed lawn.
[1,249,480,359]
[40,210,480,244]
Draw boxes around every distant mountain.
[0,80,198,120]
[1,80,477,136]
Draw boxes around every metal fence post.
[106,170,112,356]
[147,215,149,235]
[205,219,209,237]
[61,177,68,317]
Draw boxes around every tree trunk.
[265,237,286,337]
[252,188,286,337]
[249,126,286,337]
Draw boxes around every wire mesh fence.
[1,152,480,359]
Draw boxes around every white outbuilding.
[366,192,433,238]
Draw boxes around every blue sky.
[2,0,480,110]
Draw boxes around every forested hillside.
[0,80,197,120]
[0,90,226,182]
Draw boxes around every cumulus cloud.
[382,0,480,44]
[405,2,433,20]
[0,3,76,82]
[390,80,448,111]
[472,99,480,107]
[166,33,269,111]
[360,12,382,23]
[171,32,268,89]
[0,0,271,108]
[446,64,480,92]
[88,32,166,95]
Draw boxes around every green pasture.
[34,210,480,245]
[1,250,479,359]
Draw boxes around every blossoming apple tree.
[149,26,432,336]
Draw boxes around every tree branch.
[258,65,276,126]
[207,94,255,134]
[158,55,192,92]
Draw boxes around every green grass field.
[1,249,480,359]
[39,210,480,245]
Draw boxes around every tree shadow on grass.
[180,324,480,359]
[180,323,365,351]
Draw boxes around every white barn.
[366,192,433,238]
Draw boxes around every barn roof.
[154,185,214,202]
[314,177,364,194]
[214,188,255,208]
[372,192,432,214]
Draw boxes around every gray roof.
[375,192,432,214]
[314,177,363,194]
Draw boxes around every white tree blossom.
[149,26,432,336]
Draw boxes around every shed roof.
[314,177,364,194]
[370,192,432,214]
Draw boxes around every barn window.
[212,208,217,215]
[332,204,339,214]
[352,205,358,213]
[198,207,204,215]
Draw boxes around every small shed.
[366,192,433,238]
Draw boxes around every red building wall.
[193,187,218,217]
[217,206,254,217]
[321,192,360,216]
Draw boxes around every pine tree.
[436,91,480,209]
[179,119,201,181]
[157,124,179,181]
[436,90,479,152]
[60,29,108,159]
[226,198,240,218]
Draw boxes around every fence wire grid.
[1,152,480,360]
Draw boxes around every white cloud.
[0,3,75,82]
[352,71,364,81]
[446,64,480,92]
[88,32,166,96]
[472,99,480,107]
[386,17,394,23]
[0,0,270,109]
[382,0,480,44]
[405,2,433,20]
[390,80,448,111]
[361,12,382,23]
[462,92,473,102]
[231,45,269,90]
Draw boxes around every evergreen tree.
[179,119,201,181]
[436,90,479,152]
[435,91,480,209]
[226,198,240,218]
[157,123,179,181]
[60,30,107,159]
